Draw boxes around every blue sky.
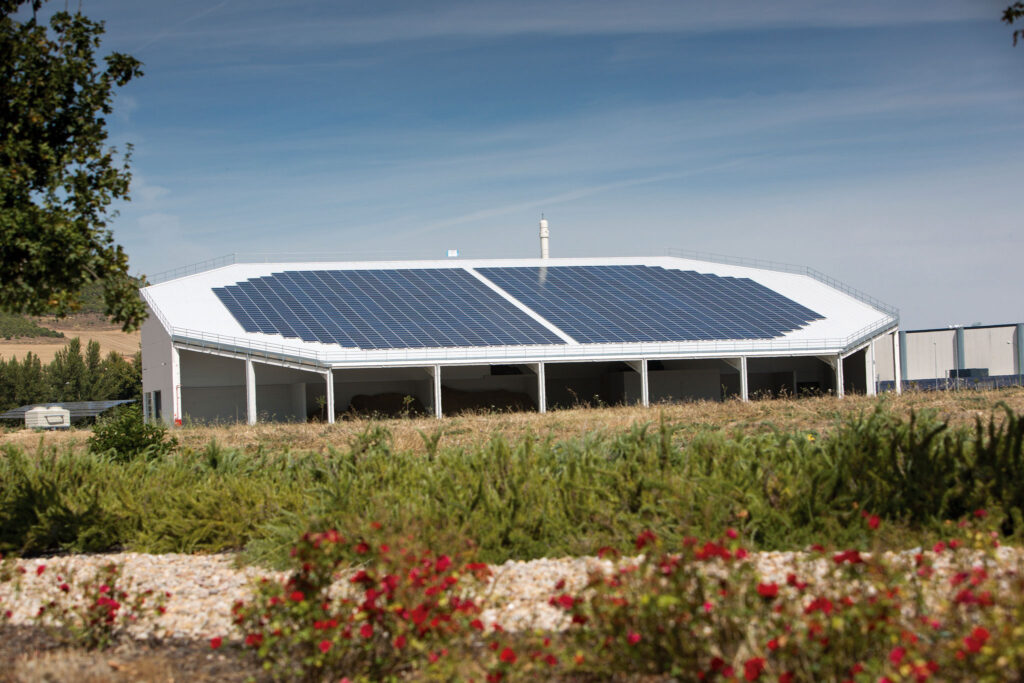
[49,1,1024,328]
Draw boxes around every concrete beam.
[324,369,334,424]
[170,345,182,426]
[893,330,904,395]
[866,341,876,396]
[723,357,749,401]
[624,360,649,407]
[836,354,845,398]
[245,358,256,425]
[430,365,442,419]
[955,327,966,374]
[529,362,547,414]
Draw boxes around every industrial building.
[140,233,902,424]
[878,323,1024,391]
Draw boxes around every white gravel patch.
[2,546,1021,641]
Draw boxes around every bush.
[88,404,176,461]
[554,521,1024,681]
[230,524,491,680]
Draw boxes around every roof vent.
[539,215,550,259]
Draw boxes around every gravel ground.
[4,546,1023,640]
[3,547,1022,682]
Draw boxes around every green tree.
[1006,3,1024,44]
[0,0,146,331]
[0,351,47,410]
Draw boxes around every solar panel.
[477,265,822,343]
[213,269,566,350]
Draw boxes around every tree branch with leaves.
[1,0,146,331]
[1005,2,1024,45]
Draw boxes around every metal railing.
[165,316,897,368]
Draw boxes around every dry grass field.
[5,386,1023,455]
[0,314,140,363]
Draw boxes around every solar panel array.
[477,265,822,343]
[212,269,565,349]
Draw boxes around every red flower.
[59,583,69,593]
[867,515,880,530]
[393,635,406,649]
[726,528,739,539]
[779,673,795,683]
[627,631,641,645]
[545,654,558,666]
[360,623,373,638]
[35,565,45,576]
[832,550,864,564]
[435,555,452,572]
[757,582,779,599]
[974,509,988,518]
[767,638,779,651]
[354,542,370,554]
[500,647,517,664]
[209,636,222,650]
[635,530,657,550]
[963,626,990,653]
[319,639,331,653]
[889,646,906,665]
[743,657,766,681]
[244,633,263,648]
[470,618,485,631]
[552,594,574,609]
[289,590,305,602]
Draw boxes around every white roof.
[141,256,896,368]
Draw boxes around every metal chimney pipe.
[539,216,550,259]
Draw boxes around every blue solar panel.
[476,265,822,343]
[213,269,566,350]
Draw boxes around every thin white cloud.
[128,0,993,52]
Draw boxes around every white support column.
[170,345,182,425]
[530,362,547,414]
[245,358,257,425]
[324,369,335,424]
[625,360,649,407]
[866,341,877,396]
[892,330,903,395]
[432,365,443,419]
[723,357,749,401]
[835,354,845,398]
[740,356,748,402]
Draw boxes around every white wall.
[140,311,174,424]
[904,329,956,381]
[964,326,1016,375]
[872,334,896,383]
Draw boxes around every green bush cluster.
[87,404,177,461]
[0,403,1022,563]
[0,311,63,339]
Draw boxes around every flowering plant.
[34,561,168,650]
[230,524,492,680]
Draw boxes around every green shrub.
[87,404,177,461]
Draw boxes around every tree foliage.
[0,0,146,331]
[0,339,140,411]
[1005,2,1024,45]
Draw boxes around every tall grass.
[1,402,1022,565]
